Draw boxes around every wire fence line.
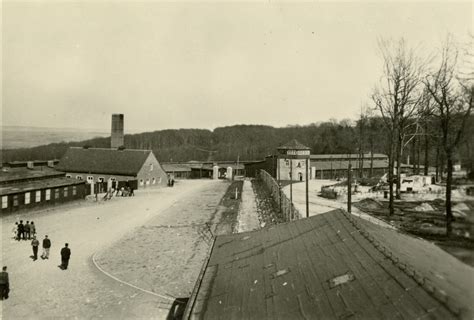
[257,169,301,221]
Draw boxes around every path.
[235,179,260,233]
[0,180,228,319]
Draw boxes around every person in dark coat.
[24,221,31,240]
[31,236,40,261]
[0,266,9,300]
[41,235,51,259]
[17,221,24,241]
[60,243,71,270]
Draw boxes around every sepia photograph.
[1,1,473,319]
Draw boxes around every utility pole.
[290,158,293,221]
[305,158,309,218]
[347,164,352,213]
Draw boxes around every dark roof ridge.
[70,147,152,152]
[340,210,460,317]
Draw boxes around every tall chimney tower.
[111,114,124,148]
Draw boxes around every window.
[66,174,72,178]
[297,162,301,168]
[150,163,154,171]
[35,191,41,202]
[25,192,30,205]
[152,178,156,184]
[2,196,7,209]
[45,189,51,201]
[98,177,104,183]
[55,189,60,199]
[63,187,68,197]
[87,176,94,183]
[139,179,144,186]
[285,160,290,167]
[13,195,18,206]
[73,186,77,196]
[76,175,83,180]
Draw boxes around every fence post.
[347,164,352,213]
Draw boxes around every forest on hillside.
[2,116,473,175]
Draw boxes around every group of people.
[102,186,135,200]
[30,235,51,261]
[2,221,74,301]
[12,220,36,241]
[28,234,71,269]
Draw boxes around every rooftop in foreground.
[185,209,470,319]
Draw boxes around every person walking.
[17,221,24,241]
[30,221,36,238]
[41,235,51,259]
[0,266,9,300]
[31,236,40,261]
[24,221,31,240]
[59,243,71,270]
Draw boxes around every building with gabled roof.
[56,147,168,188]
[184,209,467,319]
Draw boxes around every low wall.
[258,169,301,221]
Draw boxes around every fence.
[258,169,301,221]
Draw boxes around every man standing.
[31,236,40,261]
[41,235,51,259]
[60,243,71,270]
[0,266,9,300]
[24,221,31,240]
[17,220,24,241]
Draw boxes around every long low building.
[244,152,418,180]
[56,147,168,188]
[184,209,466,319]
[1,166,86,214]
[162,161,246,179]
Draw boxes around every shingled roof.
[56,147,153,176]
[277,139,310,150]
[185,210,458,319]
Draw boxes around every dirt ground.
[0,179,230,319]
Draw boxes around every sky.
[2,1,472,133]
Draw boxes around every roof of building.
[0,177,85,196]
[185,209,456,319]
[0,167,64,184]
[277,139,311,150]
[161,164,192,172]
[310,153,388,160]
[56,147,154,176]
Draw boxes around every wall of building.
[136,153,169,188]
[167,171,191,179]
[277,158,308,181]
[310,167,388,179]
[1,183,87,215]
[64,172,135,184]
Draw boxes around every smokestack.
[111,114,124,149]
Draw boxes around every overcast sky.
[2,1,472,132]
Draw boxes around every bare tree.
[372,38,425,214]
[425,39,473,236]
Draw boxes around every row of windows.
[67,175,117,183]
[139,177,161,186]
[284,160,305,168]
[1,186,77,209]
